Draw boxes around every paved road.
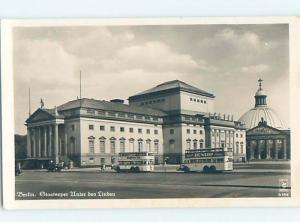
[15,162,290,199]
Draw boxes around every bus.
[179,148,233,173]
[113,152,155,172]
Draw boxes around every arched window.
[199,139,204,149]
[129,138,135,152]
[99,136,106,154]
[119,137,126,153]
[193,139,198,149]
[186,138,191,149]
[88,136,95,154]
[110,137,116,154]
[138,138,143,152]
[154,139,159,153]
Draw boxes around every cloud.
[240,64,271,74]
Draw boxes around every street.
[15,162,291,199]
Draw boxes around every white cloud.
[240,64,271,74]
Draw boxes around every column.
[54,124,59,163]
[32,128,36,157]
[265,140,271,160]
[48,125,52,157]
[274,139,278,160]
[282,139,287,160]
[250,141,254,160]
[26,128,31,158]
[64,131,68,156]
[257,140,261,160]
[43,126,47,157]
[37,127,42,157]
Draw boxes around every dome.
[255,89,267,96]
[238,106,284,129]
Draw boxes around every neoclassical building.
[26,80,246,166]
[239,79,290,161]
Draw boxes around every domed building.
[239,78,284,129]
[238,79,290,161]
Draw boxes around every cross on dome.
[258,78,263,90]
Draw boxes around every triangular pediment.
[247,124,282,135]
[26,109,55,123]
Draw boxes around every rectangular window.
[154,129,158,135]
[128,114,134,119]
[187,141,191,149]
[146,129,150,134]
[89,140,95,154]
[118,113,125,118]
[200,130,203,135]
[98,110,106,115]
[120,141,125,153]
[120,127,125,132]
[170,129,174,134]
[146,141,151,152]
[100,125,105,131]
[129,141,134,152]
[193,129,197,134]
[129,128,134,133]
[145,116,151,120]
[89,125,94,130]
[100,140,105,153]
[200,142,203,148]
[153,117,158,121]
[138,128,142,134]
[187,129,190,134]
[240,134,243,138]
[108,112,116,117]
[110,141,116,154]
[110,126,115,132]
[87,109,95,114]
[138,141,143,152]
[71,125,75,131]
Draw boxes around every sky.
[13,24,289,135]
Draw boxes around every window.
[100,125,105,131]
[190,98,193,101]
[89,139,95,154]
[145,116,151,120]
[193,140,197,149]
[170,129,174,134]
[146,129,150,134]
[193,98,196,102]
[87,109,95,114]
[128,114,134,119]
[118,113,125,118]
[187,129,190,134]
[110,126,115,132]
[161,98,165,102]
[154,141,159,154]
[197,99,200,102]
[240,142,244,153]
[138,140,143,152]
[98,110,106,115]
[120,127,125,132]
[193,129,197,134]
[89,125,94,130]
[110,140,116,154]
[154,129,158,135]
[108,112,116,117]
[129,128,134,133]
[204,101,206,104]
[200,142,203,148]
[187,140,191,149]
[240,134,243,138]
[136,115,143,120]
[100,139,106,153]
[89,158,94,163]
[71,125,75,131]
[146,140,151,152]
[129,139,134,152]
[200,130,203,135]
[236,142,239,154]
[120,140,125,153]
[138,128,142,134]
[153,117,158,121]
[169,139,175,150]
[236,133,238,137]
[201,100,203,103]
